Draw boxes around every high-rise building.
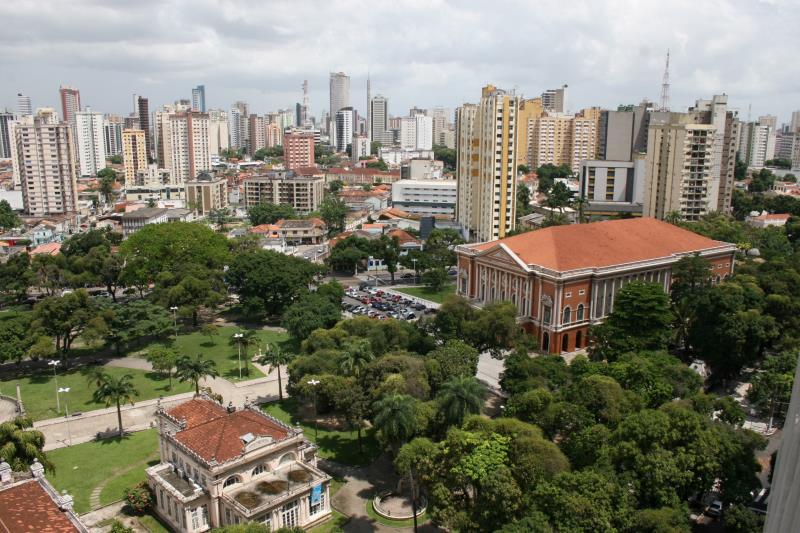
[207,109,230,156]
[283,131,315,170]
[415,114,433,150]
[185,172,228,216]
[266,122,283,148]
[514,99,543,167]
[103,114,125,156]
[571,110,600,171]
[455,85,520,241]
[334,107,354,153]
[739,121,776,168]
[776,131,796,161]
[248,114,266,153]
[352,134,370,162]
[59,86,81,129]
[541,85,568,113]
[75,109,106,176]
[596,101,654,161]
[191,85,206,112]
[230,101,249,152]
[791,111,800,133]
[137,96,151,159]
[758,114,778,130]
[168,111,211,183]
[430,107,452,147]
[329,72,350,120]
[369,95,390,144]
[643,117,716,221]
[17,93,32,117]
[528,114,574,169]
[10,111,79,216]
[0,110,16,159]
[122,129,148,182]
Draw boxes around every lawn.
[1,366,194,422]
[262,399,381,466]
[395,283,455,304]
[134,326,291,382]
[47,429,159,514]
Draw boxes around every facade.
[323,167,400,185]
[402,159,443,180]
[230,101,249,152]
[17,93,32,116]
[169,112,212,183]
[185,173,228,217]
[369,95,389,143]
[266,123,283,148]
[570,115,599,171]
[415,114,433,150]
[192,85,206,112]
[137,96,152,159]
[329,72,350,123]
[541,85,567,113]
[334,107,353,153]
[352,134,370,162]
[643,120,716,221]
[59,85,81,129]
[75,109,106,176]
[527,114,573,169]
[579,158,645,216]
[252,218,327,245]
[243,172,325,213]
[147,397,331,532]
[739,121,776,169]
[745,212,790,228]
[283,132,315,170]
[455,85,520,241]
[248,114,266,154]
[0,109,15,159]
[11,112,79,216]
[121,207,169,236]
[103,114,125,156]
[392,178,457,216]
[515,98,543,167]
[455,218,736,354]
[123,129,148,182]
[125,183,184,203]
[208,109,230,156]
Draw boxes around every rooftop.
[0,478,82,532]
[468,217,733,272]
[121,208,168,220]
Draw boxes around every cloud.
[0,0,798,122]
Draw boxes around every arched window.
[278,452,296,465]
[543,305,552,325]
[576,330,583,348]
[576,304,584,321]
[541,333,550,352]
[223,476,241,488]
[561,334,569,353]
[562,306,571,324]
[252,465,267,477]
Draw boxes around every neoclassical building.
[455,217,736,354]
[147,397,331,532]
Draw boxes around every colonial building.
[147,397,332,532]
[455,218,736,354]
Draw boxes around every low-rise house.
[324,167,401,185]
[746,211,791,228]
[338,188,390,213]
[249,218,326,245]
[121,207,169,237]
[147,397,332,532]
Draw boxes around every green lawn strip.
[309,509,348,532]
[394,284,455,304]
[135,512,173,533]
[47,429,158,514]
[365,498,428,528]
[2,367,194,422]
[99,451,160,507]
[262,399,381,466]
[133,327,291,382]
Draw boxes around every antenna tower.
[660,49,670,111]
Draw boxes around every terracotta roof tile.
[0,479,79,532]
[470,217,731,272]
[166,398,227,429]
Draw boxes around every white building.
[739,121,776,168]
[579,159,645,217]
[352,134,370,162]
[208,109,230,156]
[103,114,124,156]
[75,109,106,176]
[378,147,434,168]
[121,207,169,236]
[334,107,353,153]
[415,114,433,150]
[168,112,212,184]
[230,101,249,152]
[369,95,389,143]
[392,178,457,216]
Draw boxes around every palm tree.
[91,372,138,437]
[176,354,219,394]
[373,393,417,454]
[572,195,589,223]
[339,339,374,378]
[437,376,486,428]
[665,210,683,225]
[256,342,292,400]
[0,417,53,472]
[229,330,259,376]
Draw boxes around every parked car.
[401,273,414,279]
[706,500,723,518]
[414,303,426,311]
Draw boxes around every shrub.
[123,481,153,515]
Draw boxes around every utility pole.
[660,49,671,112]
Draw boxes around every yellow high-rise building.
[122,129,148,184]
[515,98,543,168]
[456,85,520,242]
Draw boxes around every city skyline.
[1,0,798,122]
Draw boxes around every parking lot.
[342,285,435,321]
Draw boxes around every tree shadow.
[200,341,216,348]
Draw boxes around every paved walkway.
[0,397,19,422]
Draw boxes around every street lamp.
[307,379,320,439]
[58,387,72,446]
[234,333,244,380]
[169,306,179,338]
[48,360,61,413]
[411,258,417,284]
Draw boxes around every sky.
[1,0,799,124]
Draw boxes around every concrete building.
[515,98,543,167]
[402,158,444,180]
[185,172,228,216]
[455,218,736,354]
[103,114,125,156]
[17,93,32,116]
[775,131,796,161]
[59,85,81,129]
[596,102,653,161]
[11,111,79,216]
[758,114,778,130]
[123,129,148,182]
[208,109,230,156]
[283,131,315,170]
[167,112,212,183]
[352,134,370,162]
[192,85,206,112]
[541,85,568,113]
[392,178,457,216]
[369,95,389,143]
[745,211,790,228]
[230,101,249,152]
[266,122,283,148]
[528,114,574,170]
[121,207,169,236]
[75,109,106,176]
[243,171,325,213]
[579,158,645,216]
[248,114,266,153]
[739,121,776,168]
[0,109,15,159]
[790,111,800,133]
[643,119,716,221]
[252,218,327,245]
[334,107,353,153]
[147,397,331,532]
[571,114,599,171]
[329,72,350,121]
[137,96,152,159]
[455,85,520,241]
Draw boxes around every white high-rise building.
[541,85,568,113]
[335,107,353,153]
[739,121,776,168]
[208,109,230,156]
[0,110,16,159]
[370,95,390,144]
[791,111,800,133]
[329,72,350,141]
[191,85,206,112]
[230,101,249,151]
[399,117,417,150]
[415,114,433,150]
[168,111,211,183]
[75,109,106,176]
[352,134,370,162]
[103,114,125,156]
[17,93,31,117]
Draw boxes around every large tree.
[256,343,292,400]
[281,293,341,342]
[91,372,138,436]
[319,194,348,235]
[247,203,296,225]
[373,393,417,453]
[0,200,21,231]
[0,417,52,472]
[32,290,110,356]
[176,354,219,394]
[371,234,401,283]
[437,376,485,428]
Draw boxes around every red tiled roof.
[751,213,790,221]
[471,217,732,272]
[0,479,80,532]
[29,242,61,256]
[387,228,420,245]
[166,398,227,429]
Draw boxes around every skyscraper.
[208,109,230,156]
[230,101,249,151]
[122,129,148,183]
[191,85,206,112]
[10,111,79,216]
[456,85,520,242]
[59,85,81,129]
[248,114,266,153]
[541,85,568,113]
[168,111,211,183]
[17,93,31,117]
[0,110,15,159]
[739,121,776,168]
[334,107,354,153]
[103,114,125,156]
[137,96,151,160]
[283,131,315,170]
[329,72,350,139]
[369,95,389,144]
[791,111,800,133]
[75,108,106,176]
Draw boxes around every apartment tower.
[191,85,206,112]
[75,109,106,176]
[17,93,32,117]
[230,101,249,152]
[0,110,15,159]
[137,96,152,159]
[283,131,315,170]
[122,129,148,183]
[59,85,81,129]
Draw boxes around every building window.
[309,488,326,516]
[223,475,241,488]
[576,304,584,321]
[561,334,569,352]
[282,500,299,528]
[564,291,572,298]
[576,330,583,348]
[578,289,585,295]
[252,465,267,477]
[543,305,552,325]
[562,307,571,324]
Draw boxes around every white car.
[706,500,723,518]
